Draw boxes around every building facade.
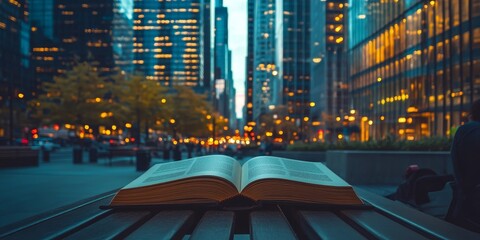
[214,1,236,127]
[29,0,133,90]
[54,0,133,75]
[133,0,211,91]
[275,0,311,140]
[0,0,30,142]
[252,0,276,121]
[310,0,349,142]
[349,0,480,140]
[30,0,64,98]
[244,0,255,127]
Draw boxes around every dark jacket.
[450,121,480,228]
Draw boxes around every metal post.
[8,77,14,145]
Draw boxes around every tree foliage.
[112,73,170,124]
[29,62,221,140]
[30,62,113,128]
[168,86,212,138]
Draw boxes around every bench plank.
[63,211,150,240]
[1,195,112,240]
[190,211,235,240]
[250,211,297,240]
[341,210,430,239]
[297,211,367,240]
[126,210,195,240]
[356,188,480,239]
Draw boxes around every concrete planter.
[0,147,39,168]
[325,150,451,185]
[272,151,326,162]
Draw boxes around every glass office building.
[54,0,133,74]
[30,0,64,96]
[0,0,30,140]
[29,0,133,102]
[244,0,255,129]
[30,0,54,40]
[133,0,211,90]
[276,0,311,139]
[214,1,236,127]
[253,0,276,121]
[348,0,480,140]
[310,0,348,141]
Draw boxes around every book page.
[123,155,242,191]
[241,156,351,190]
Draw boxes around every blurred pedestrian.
[196,142,203,156]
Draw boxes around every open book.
[109,155,363,206]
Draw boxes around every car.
[14,138,29,146]
[31,137,61,151]
[97,135,123,148]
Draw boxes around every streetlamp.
[169,118,176,139]
[8,75,14,145]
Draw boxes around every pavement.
[0,148,452,231]
[0,147,165,229]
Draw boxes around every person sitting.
[448,99,480,232]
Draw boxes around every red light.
[53,124,60,131]
[21,138,29,145]
[130,138,135,142]
[31,129,38,134]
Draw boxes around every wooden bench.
[1,187,478,239]
[0,147,39,168]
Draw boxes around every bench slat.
[250,211,297,240]
[190,211,235,240]
[125,210,195,240]
[341,210,430,239]
[356,188,480,239]
[63,211,150,240]
[297,211,367,240]
[1,195,112,240]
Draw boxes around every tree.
[167,86,212,138]
[112,73,170,143]
[29,62,113,135]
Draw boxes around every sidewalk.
[0,149,452,230]
[0,147,173,229]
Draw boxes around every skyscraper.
[275,0,311,140]
[252,0,276,121]
[133,0,211,91]
[348,0,480,140]
[30,0,64,97]
[310,0,348,142]
[244,0,255,133]
[214,0,236,128]
[0,0,30,142]
[54,0,134,74]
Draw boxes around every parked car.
[97,135,123,148]
[31,137,61,151]
[14,138,29,146]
